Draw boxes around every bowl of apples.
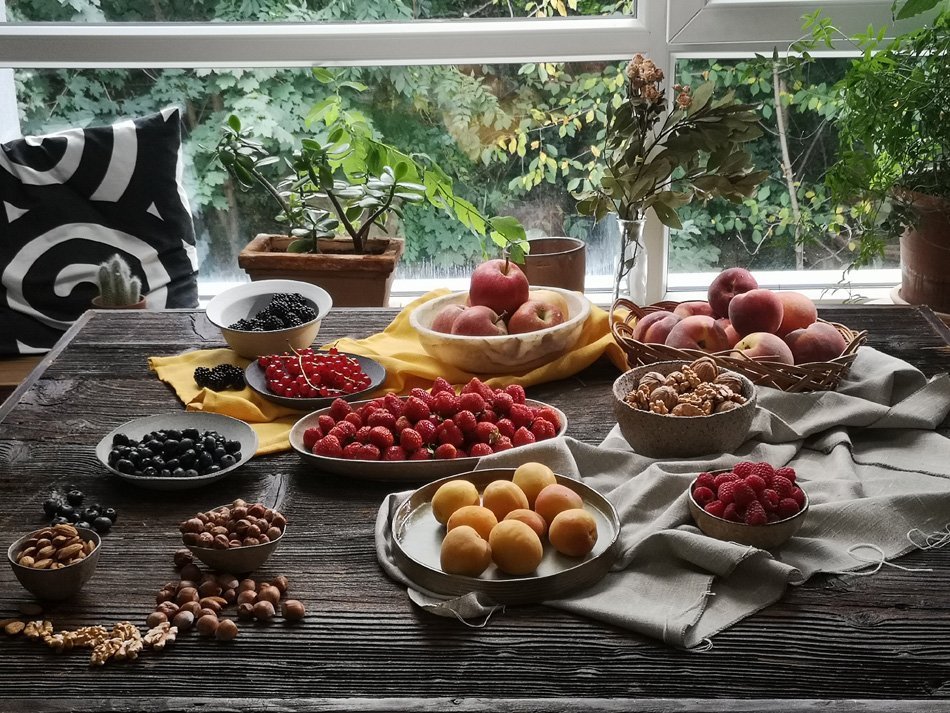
[410,259,591,374]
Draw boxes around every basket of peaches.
[409,258,592,374]
[610,267,867,392]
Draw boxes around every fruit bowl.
[409,287,591,374]
[206,279,332,359]
[7,526,101,601]
[612,361,757,458]
[686,469,809,550]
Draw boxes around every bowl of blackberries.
[206,279,333,359]
[95,412,259,491]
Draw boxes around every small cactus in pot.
[95,254,143,307]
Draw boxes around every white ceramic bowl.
[409,287,591,374]
[206,279,332,359]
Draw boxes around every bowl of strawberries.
[687,461,808,550]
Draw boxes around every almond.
[57,543,84,561]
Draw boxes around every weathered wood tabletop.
[1,304,949,713]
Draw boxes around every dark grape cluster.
[42,487,118,534]
[194,364,245,391]
[107,427,243,479]
[228,292,317,332]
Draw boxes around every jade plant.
[96,254,142,307]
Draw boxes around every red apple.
[508,300,565,334]
[528,289,570,320]
[775,292,818,337]
[731,332,794,365]
[469,259,530,317]
[673,301,715,319]
[784,322,847,364]
[431,304,467,334]
[664,315,730,352]
[707,267,758,318]
[728,288,784,337]
[451,305,508,336]
[632,310,681,343]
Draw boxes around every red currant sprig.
[257,347,371,399]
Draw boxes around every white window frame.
[0,0,921,302]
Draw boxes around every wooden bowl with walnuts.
[611,358,757,458]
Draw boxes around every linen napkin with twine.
[375,347,950,648]
[148,290,627,453]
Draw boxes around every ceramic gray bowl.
[7,527,101,601]
[612,361,756,458]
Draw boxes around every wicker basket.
[610,298,868,393]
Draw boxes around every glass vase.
[614,217,648,305]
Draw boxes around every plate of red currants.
[244,348,386,410]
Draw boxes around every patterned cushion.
[0,107,198,355]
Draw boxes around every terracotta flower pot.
[91,296,147,310]
[897,190,950,314]
[516,237,587,293]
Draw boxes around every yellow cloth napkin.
[149,290,627,454]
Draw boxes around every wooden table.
[1,304,949,712]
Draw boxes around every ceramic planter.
[237,234,405,307]
[897,190,950,314]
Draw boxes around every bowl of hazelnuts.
[612,358,757,458]
[179,499,287,574]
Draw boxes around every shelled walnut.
[624,357,748,416]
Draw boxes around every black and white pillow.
[0,107,199,355]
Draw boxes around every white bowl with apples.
[410,259,591,374]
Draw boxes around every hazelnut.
[222,588,237,604]
[266,527,283,541]
[211,525,229,537]
[281,600,305,622]
[172,610,195,633]
[263,508,276,522]
[238,578,256,592]
[196,614,219,637]
[245,524,261,539]
[270,513,287,530]
[199,597,223,614]
[242,537,260,547]
[228,539,243,549]
[257,586,280,606]
[182,532,200,546]
[198,608,217,619]
[180,563,202,582]
[212,534,230,550]
[231,506,248,520]
[156,589,175,605]
[180,518,204,534]
[157,601,180,618]
[252,601,275,621]
[198,580,223,598]
[237,603,255,620]
[176,587,199,605]
[237,590,257,607]
[258,535,270,544]
[247,504,266,518]
[179,601,201,616]
[272,576,289,594]
[173,548,194,569]
[197,532,214,547]
[232,498,247,508]
[217,575,239,591]
[215,618,239,641]
[178,579,198,590]
[146,612,168,628]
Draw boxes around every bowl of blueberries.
[205,279,333,359]
[94,412,258,491]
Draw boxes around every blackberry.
[227,292,316,332]
[194,364,245,391]
[296,305,317,322]
[261,315,285,331]
[283,312,303,327]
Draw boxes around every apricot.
[504,508,547,539]
[481,480,529,521]
[533,483,584,525]
[548,508,598,557]
[431,480,481,525]
[447,505,498,541]
[440,526,492,577]
[512,462,558,508]
[488,520,544,576]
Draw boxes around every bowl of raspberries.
[687,461,808,550]
[206,279,332,358]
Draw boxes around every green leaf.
[894,0,940,19]
[226,115,241,132]
[651,199,683,229]
[312,67,335,84]
[287,239,314,253]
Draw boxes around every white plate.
[289,398,567,483]
[95,412,258,491]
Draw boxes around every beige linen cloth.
[375,347,950,648]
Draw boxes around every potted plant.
[803,3,950,313]
[92,254,146,309]
[214,77,527,308]
[575,55,768,303]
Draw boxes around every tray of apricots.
[390,463,620,604]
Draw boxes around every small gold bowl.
[7,526,102,601]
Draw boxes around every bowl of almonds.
[180,499,287,575]
[612,357,757,458]
[6,523,101,601]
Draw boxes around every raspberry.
[402,396,431,423]
[749,462,775,482]
[713,472,740,488]
[400,428,423,451]
[732,462,755,477]
[744,501,767,526]
[491,391,514,414]
[733,482,757,507]
[505,384,527,404]
[777,498,800,519]
[535,408,562,429]
[717,481,738,505]
[790,487,806,508]
[384,393,404,416]
[530,419,556,440]
[313,435,343,458]
[430,377,454,395]
[368,426,395,450]
[366,409,396,430]
[459,392,486,414]
[454,410,478,434]
[329,398,352,420]
[695,472,716,490]
[343,412,363,429]
[468,442,494,457]
[704,500,726,518]
[436,419,464,447]
[512,427,536,447]
[354,426,372,443]
[772,475,794,498]
[760,488,780,512]
[474,421,500,444]
[383,446,407,461]
[723,502,742,522]
[492,436,513,452]
[434,443,458,459]
[508,403,534,429]
[359,402,380,419]
[775,466,797,483]
[360,444,381,461]
[333,420,357,439]
[342,442,363,459]
[394,416,412,434]
[432,391,460,417]
[692,485,715,505]
[303,427,322,450]
[409,448,432,460]
[496,418,516,439]
[744,474,767,493]
[415,419,437,444]
[317,414,337,433]
[327,425,351,442]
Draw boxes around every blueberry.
[162,439,180,456]
[116,459,135,474]
[81,507,100,521]
[75,520,92,530]
[172,467,185,477]
[66,489,84,506]
[206,465,221,473]
[42,498,62,517]
[225,440,242,454]
[165,458,180,470]
[142,466,158,477]
[179,450,196,469]
[58,505,78,522]
[92,516,112,533]
[103,507,118,523]
[165,429,181,441]
[198,452,214,470]
[112,433,131,447]
[182,428,199,440]
[220,454,236,468]
[159,469,172,478]
[49,516,69,526]
[178,438,195,454]
[184,469,199,478]
[213,446,227,460]
[202,435,216,451]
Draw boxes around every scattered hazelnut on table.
[215,619,239,641]
[281,600,306,622]
[252,601,275,621]
[196,614,219,637]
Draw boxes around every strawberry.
[468,443,494,457]
[434,443,458,459]
[459,392,486,414]
[400,428,423,451]
[354,426,372,444]
[384,393,404,416]
[512,427,536,447]
[342,442,363,459]
[360,444,381,461]
[402,396,431,423]
[408,448,432,460]
[415,419,437,444]
[368,426,395,450]
[343,412,363,429]
[530,419,556,441]
[430,377,454,395]
[478,408,498,424]
[534,407,561,429]
[436,419,464,447]
[492,436,513,453]
[317,414,337,433]
[313,435,343,458]
[454,409,478,435]
[491,391,514,415]
[474,421,500,445]
[383,446,407,461]
[366,409,396,430]
[409,387,435,407]
[495,418,516,439]
[433,391,460,417]
[504,384,527,404]
[393,416,412,434]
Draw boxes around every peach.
[534,483,584,525]
[447,505,498,541]
[664,315,730,352]
[775,292,818,337]
[707,267,758,318]
[728,288,784,337]
[631,310,681,344]
[732,332,794,365]
[504,508,547,539]
[488,520,544,575]
[440,525,492,577]
[512,462,558,508]
[673,301,714,318]
[481,480,529,521]
[716,318,741,348]
[431,480,481,525]
[548,508,598,557]
[784,321,847,364]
